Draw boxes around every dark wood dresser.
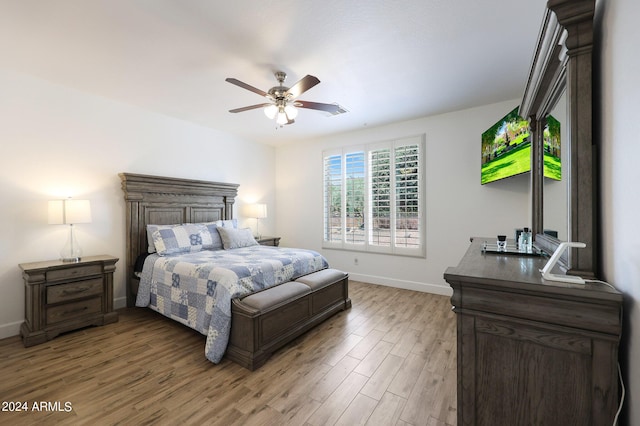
[444,239,623,425]
[20,255,119,347]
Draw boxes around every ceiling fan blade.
[229,103,272,113]
[225,78,268,97]
[295,100,348,115]
[285,75,320,99]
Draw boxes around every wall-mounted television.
[543,115,561,181]
[481,107,561,185]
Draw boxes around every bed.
[119,173,346,365]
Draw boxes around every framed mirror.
[519,0,598,278]
[544,90,568,242]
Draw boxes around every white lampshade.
[276,110,288,125]
[48,199,92,224]
[264,104,278,119]
[245,203,267,219]
[284,104,298,119]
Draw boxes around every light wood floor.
[0,281,456,426]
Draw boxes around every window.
[323,135,425,256]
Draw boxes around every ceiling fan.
[226,71,347,125]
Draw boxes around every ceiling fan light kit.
[226,71,346,125]
[264,104,278,119]
[284,104,298,119]
[276,108,289,125]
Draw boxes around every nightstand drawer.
[47,278,104,304]
[46,297,103,324]
[47,264,103,281]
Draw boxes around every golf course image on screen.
[481,107,561,184]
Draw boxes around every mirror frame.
[520,0,597,278]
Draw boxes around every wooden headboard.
[119,173,239,307]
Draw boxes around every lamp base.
[60,224,83,263]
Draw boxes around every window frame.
[322,135,426,258]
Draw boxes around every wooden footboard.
[226,269,351,370]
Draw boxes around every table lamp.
[245,203,267,239]
[48,198,92,262]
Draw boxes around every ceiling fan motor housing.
[268,72,290,103]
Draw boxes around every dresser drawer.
[47,264,103,281]
[47,278,104,304]
[46,297,103,324]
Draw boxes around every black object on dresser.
[444,239,623,426]
[20,255,119,347]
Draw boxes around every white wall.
[598,0,640,423]
[0,70,276,339]
[275,99,531,295]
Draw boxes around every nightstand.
[256,236,281,247]
[19,255,119,347]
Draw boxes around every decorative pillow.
[217,227,259,250]
[150,223,212,256]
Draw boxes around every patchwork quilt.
[136,246,328,363]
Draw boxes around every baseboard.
[347,272,453,297]
[0,320,23,340]
[114,296,128,310]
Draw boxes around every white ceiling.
[1,0,545,146]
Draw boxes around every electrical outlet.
[354,257,358,265]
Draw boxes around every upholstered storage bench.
[226,269,351,370]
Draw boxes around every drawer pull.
[64,306,89,315]
[62,287,90,295]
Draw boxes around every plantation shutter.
[370,147,391,247]
[394,143,420,249]
[322,135,425,257]
[323,153,342,243]
[345,151,366,245]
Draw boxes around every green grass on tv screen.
[481,145,562,184]
[544,154,561,180]
[481,143,531,184]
